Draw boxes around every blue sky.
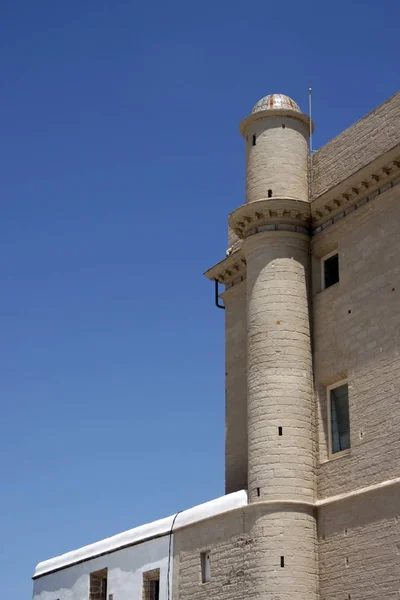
[0,0,398,596]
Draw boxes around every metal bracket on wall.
[215,279,225,310]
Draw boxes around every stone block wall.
[318,482,400,599]
[222,282,248,494]
[173,504,318,600]
[312,184,400,500]
[312,91,400,198]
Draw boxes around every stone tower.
[207,93,318,598]
[34,91,400,600]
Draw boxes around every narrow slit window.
[322,251,339,289]
[329,382,350,455]
[268,189,272,198]
[201,551,211,583]
[252,134,256,146]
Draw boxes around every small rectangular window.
[89,569,108,600]
[322,251,339,289]
[252,134,256,146]
[150,580,159,600]
[143,569,160,600]
[201,551,211,583]
[328,382,350,456]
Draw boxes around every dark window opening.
[252,134,256,146]
[330,383,350,454]
[268,189,272,198]
[143,569,160,600]
[150,580,159,600]
[201,551,211,583]
[280,556,285,567]
[89,569,108,600]
[323,253,339,289]
[282,124,286,128]
[256,487,260,496]
[278,426,283,436]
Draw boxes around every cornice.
[240,109,313,137]
[204,249,247,286]
[229,197,311,240]
[206,150,400,288]
[311,150,400,235]
[316,475,400,508]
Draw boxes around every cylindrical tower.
[230,93,317,599]
[244,230,313,502]
[243,94,309,203]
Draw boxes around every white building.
[32,492,247,600]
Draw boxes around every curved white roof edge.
[33,489,248,578]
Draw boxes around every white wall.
[33,535,171,600]
[32,491,248,600]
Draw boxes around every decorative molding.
[204,249,246,285]
[312,156,400,235]
[239,107,312,137]
[206,154,400,290]
[316,475,400,508]
[229,197,311,240]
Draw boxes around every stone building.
[33,91,400,599]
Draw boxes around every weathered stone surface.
[313,91,400,198]
[173,503,318,600]
[222,282,248,494]
[312,184,400,498]
[191,92,400,600]
[244,232,315,505]
[245,115,309,203]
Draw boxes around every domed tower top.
[239,92,313,204]
[252,93,301,114]
[240,92,311,137]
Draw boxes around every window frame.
[142,569,160,600]
[89,568,108,600]
[200,551,211,583]
[321,249,339,291]
[327,379,351,459]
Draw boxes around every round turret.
[241,93,312,203]
[236,93,317,599]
